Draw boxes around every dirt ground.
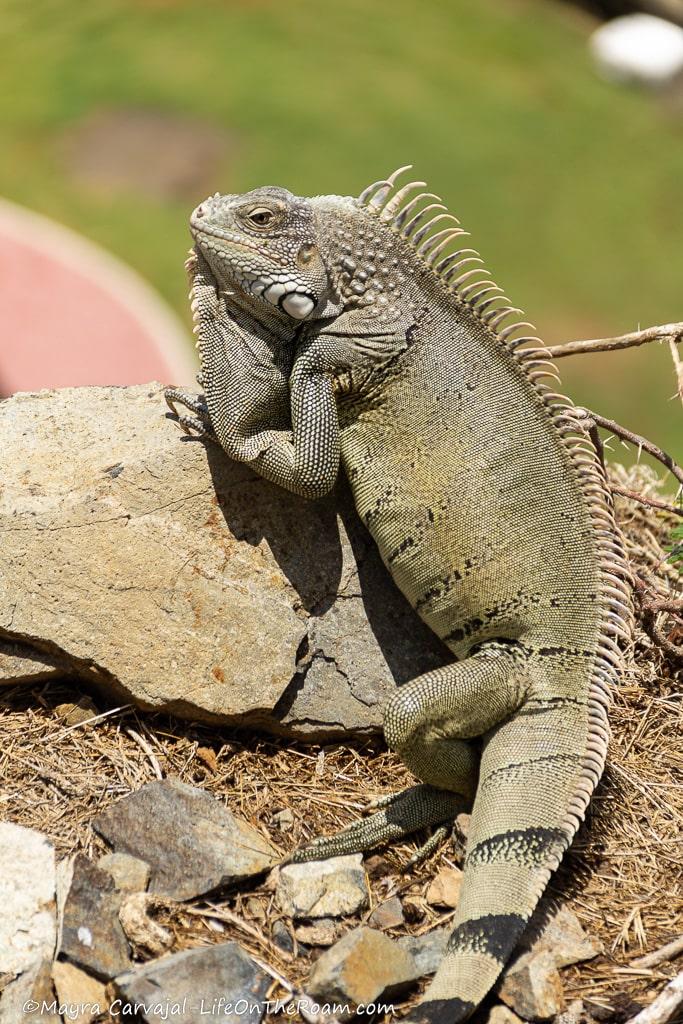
[0,464,681,1021]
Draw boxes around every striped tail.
[413,686,607,1022]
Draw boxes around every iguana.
[165,168,632,1022]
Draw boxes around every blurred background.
[0,0,681,457]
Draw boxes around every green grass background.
[1,0,681,457]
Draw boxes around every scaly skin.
[165,171,631,1021]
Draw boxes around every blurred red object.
[0,198,197,396]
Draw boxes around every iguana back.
[166,170,632,1022]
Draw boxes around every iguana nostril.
[195,206,205,218]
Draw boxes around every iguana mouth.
[191,225,292,270]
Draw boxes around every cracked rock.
[276,854,368,919]
[114,941,270,1023]
[0,822,56,974]
[397,927,450,978]
[93,777,278,900]
[307,926,417,1012]
[58,853,132,980]
[0,385,449,738]
[498,950,565,1021]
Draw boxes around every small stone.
[52,961,107,1024]
[308,927,417,1010]
[98,852,150,893]
[93,778,278,900]
[59,854,132,980]
[55,695,98,726]
[368,896,405,930]
[276,854,368,919]
[499,950,565,1021]
[456,813,471,839]
[294,919,340,947]
[397,927,450,979]
[526,905,603,968]
[0,822,56,974]
[485,1007,526,1024]
[114,941,270,1023]
[272,919,295,956]
[272,808,295,832]
[426,866,463,909]
[245,896,267,923]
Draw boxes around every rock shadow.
[202,439,451,689]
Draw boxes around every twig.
[544,322,683,360]
[576,409,683,488]
[54,704,131,740]
[623,967,683,1024]
[185,904,295,963]
[125,727,163,780]
[633,934,683,969]
[611,487,683,518]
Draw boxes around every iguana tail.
[413,651,620,1023]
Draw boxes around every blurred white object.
[590,13,683,87]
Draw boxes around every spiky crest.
[357,167,633,864]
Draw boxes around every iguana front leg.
[166,251,340,499]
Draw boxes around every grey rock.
[98,852,150,893]
[499,950,565,1021]
[523,905,602,968]
[0,822,56,974]
[0,385,449,738]
[276,854,368,919]
[307,926,417,1009]
[272,808,295,832]
[114,941,270,1023]
[59,854,132,980]
[271,919,295,956]
[368,895,405,930]
[93,777,278,900]
[0,960,58,1023]
[397,927,450,978]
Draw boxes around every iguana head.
[190,186,335,321]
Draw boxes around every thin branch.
[624,967,683,1024]
[611,487,683,518]
[577,408,683,488]
[633,934,683,969]
[544,322,683,360]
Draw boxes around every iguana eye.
[246,207,275,227]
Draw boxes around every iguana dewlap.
[165,169,631,1022]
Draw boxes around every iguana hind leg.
[292,645,526,863]
[290,784,468,863]
[412,673,593,1023]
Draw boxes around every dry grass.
[0,464,681,1021]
